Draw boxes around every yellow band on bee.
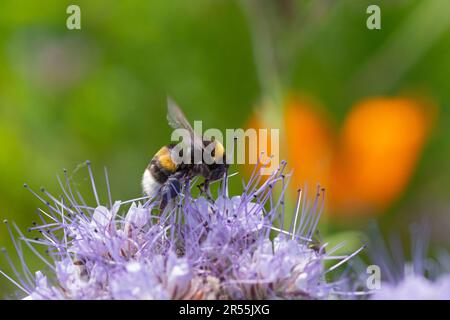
[156,146,178,172]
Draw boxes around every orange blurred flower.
[246,95,435,217]
[329,97,434,216]
[243,113,276,178]
[285,97,334,196]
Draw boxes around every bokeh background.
[1,0,449,296]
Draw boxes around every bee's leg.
[196,183,204,194]
[197,179,213,202]
[159,177,181,212]
[159,197,168,211]
[203,179,211,193]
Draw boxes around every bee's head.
[213,140,225,163]
[204,138,229,181]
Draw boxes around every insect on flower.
[0,158,366,300]
[142,98,229,209]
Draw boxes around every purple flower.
[371,274,450,300]
[1,160,363,299]
[368,223,450,300]
[29,258,109,299]
[110,252,200,300]
[226,235,327,299]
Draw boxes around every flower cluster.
[1,161,363,300]
[368,224,450,300]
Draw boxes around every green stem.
[241,0,284,128]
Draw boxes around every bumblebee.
[142,99,229,208]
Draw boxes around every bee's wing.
[167,97,194,132]
[167,97,204,152]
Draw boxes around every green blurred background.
[0,0,449,296]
